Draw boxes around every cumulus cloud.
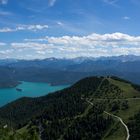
[25,32,140,47]
[0,49,13,55]
[0,28,13,32]
[11,42,49,50]
[0,24,49,32]
[11,32,140,58]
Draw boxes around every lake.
[0,81,69,107]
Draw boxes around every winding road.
[85,99,130,140]
[38,122,44,140]
[104,111,130,140]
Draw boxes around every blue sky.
[0,0,140,59]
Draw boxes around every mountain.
[97,55,140,62]
[0,76,140,140]
[0,55,140,88]
[0,59,18,66]
[0,67,20,88]
[1,55,140,66]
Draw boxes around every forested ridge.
[0,76,140,140]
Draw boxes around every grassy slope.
[103,78,140,140]
[109,78,140,98]
[103,121,126,140]
[0,77,140,140]
[109,78,140,121]
[0,125,40,140]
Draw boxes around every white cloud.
[57,21,64,26]
[0,0,8,5]
[0,42,6,46]
[0,28,13,32]
[103,0,119,7]
[0,24,49,32]
[123,16,131,20]
[16,24,49,31]
[26,32,140,47]
[103,0,118,5]
[36,51,46,55]
[9,32,140,58]
[0,49,13,55]
[1,32,140,59]
[48,0,56,7]
[11,42,50,50]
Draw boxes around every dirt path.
[104,111,130,140]
[85,99,130,140]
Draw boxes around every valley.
[0,56,140,89]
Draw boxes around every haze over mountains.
[0,55,140,88]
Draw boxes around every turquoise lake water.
[0,82,68,107]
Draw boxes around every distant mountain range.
[0,55,140,88]
[1,55,140,65]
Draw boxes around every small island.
[16,88,22,92]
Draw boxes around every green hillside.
[0,76,140,140]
